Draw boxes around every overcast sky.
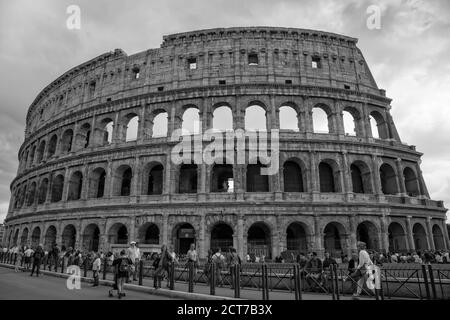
[0,0,449,223]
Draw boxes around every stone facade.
[3,27,449,259]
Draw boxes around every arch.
[125,115,139,142]
[210,164,234,192]
[356,221,379,250]
[29,145,36,166]
[212,106,233,131]
[51,174,64,202]
[247,222,272,259]
[283,160,304,192]
[47,134,58,158]
[88,167,106,198]
[145,163,164,195]
[247,162,269,192]
[108,223,128,244]
[172,223,196,255]
[245,105,267,131]
[60,129,74,153]
[323,222,346,258]
[44,226,57,251]
[380,163,399,195]
[403,167,420,197]
[432,224,445,250]
[413,223,428,251]
[76,123,91,149]
[279,106,298,131]
[312,106,330,133]
[36,140,46,163]
[100,118,114,145]
[350,161,373,194]
[182,107,200,135]
[112,165,133,197]
[37,178,49,204]
[388,222,407,253]
[210,222,234,251]
[31,226,41,248]
[178,163,198,194]
[20,228,29,246]
[152,112,168,137]
[138,223,160,245]
[342,110,356,136]
[67,171,83,201]
[369,111,389,139]
[13,229,19,246]
[27,182,37,206]
[319,161,339,193]
[286,222,308,252]
[82,224,100,252]
[62,224,76,249]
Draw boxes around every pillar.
[380,216,390,254]
[341,152,352,194]
[426,217,435,250]
[129,216,136,243]
[162,214,169,246]
[237,215,244,258]
[198,214,206,259]
[371,155,382,195]
[313,215,323,256]
[348,215,357,255]
[441,220,450,250]
[405,216,415,251]
[395,158,406,195]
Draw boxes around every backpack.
[213,253,224,269]
[119,258,129,273]
[34,250,43,260]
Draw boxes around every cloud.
[0,0,449,223]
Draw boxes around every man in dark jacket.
[305,252,323,291]
[30,244,44,277]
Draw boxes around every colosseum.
[3,27,449,260]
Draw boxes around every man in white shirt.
[349,241,373,299]
[127,241,140,281]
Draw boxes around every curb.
[0,263,237,300]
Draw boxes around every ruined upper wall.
[25,27,382,136]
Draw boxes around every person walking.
[212,248,225,287]
[30,244,44,277]
[155,244,173,288]
[227,247,240,289]
[111,250,133,299]
[15,247,24,272]
[186,243,198,275]
[127,241,140,282]
[24,246,33,271]
[349,241,374,300]
[92,253,101,287]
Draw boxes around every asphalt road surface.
[0,267,176,300]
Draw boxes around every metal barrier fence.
[1,251,449,300]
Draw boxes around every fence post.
[210,263,216,296]
[169,262,175,290]
[234,264,241,298]
[188,261,194,293]
[421,264,431,300]
[294,264,303,300]
[329,266,336,300]
[427,265,437,300]
[102,258,107,280]
[261,264,269,300]
[138,260,144,286]
[333,264,340,300]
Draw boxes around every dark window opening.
[120,168,132,196]
[312,56,322,69]
[219,80,226,85]
[158,86,164,92]
[344,85,351,90]
[132,66,140,79]
[188,57,197,70]
[89,81,96,97]
[248,53,259,66]
[148,164,163,195]
[285,80,292,85]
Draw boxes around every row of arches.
[21,101,394,171]
[13,158,424,208]
[8,220,447,256]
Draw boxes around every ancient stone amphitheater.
[3,27,449,259]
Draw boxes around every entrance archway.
[356,221,379,250]
[210,223,233,251]
[31,227,41,248]
[138,223,160,245]
[432,225,445,250]
[247,222,272,259]
[388,222,407,253]
[108,223,128,244]
[413,223,427,251]
[62,225,76,249]
[83,224,100,252]
[44,226,57,251]
[323,222,346,257]
[173,223,196,255]
[286,222,308,253]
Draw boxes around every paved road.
[0,267,176,300]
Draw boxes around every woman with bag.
[155,245,173,289]
[111,250,133,299]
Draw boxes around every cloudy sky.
[0,0,449,223]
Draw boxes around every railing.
[1,251,449,300]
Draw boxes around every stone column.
[137,104,146,143]
[371,155,382,195]
[237,215,244,258]
[163,152,172,199]
[62,167,71,202]
[112,112,121,145]
[309,151,319,192]
[426,217,435,250]
[162,214,169,246]
[416,162,430,198]
[341,152,352,194]
[395,158,406,195]
[406,216,415,251]
[131,156,140,198]
[380,215,390,254]
[129,216,136,243]
[441,219,450,250]
[81,164,89,200]
[198,214,206,259]
[348,215,357,254]
[313,215,323,256]
[104,161,113,198]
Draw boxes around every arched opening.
[319,161,337,193]
[152,112,168,137]
[138,223,160,245]
[212,106,233,131]
[356,221,379,250]
[112,165,132,197]
[44,226,57,251]
[182,107,200,135]
[210,164,234,192]
[246,162,269,192]
[283,161,304,192]
[323,222,346,258]
[403,167,420,197]
[36,140,46,163]
[388,222,407,253]
[62,225,76,249]
[28,145,36,166]
[432,225,445,250]
[82,224,100,252]
[51,174,64,202]
[125,115,139,142]
[350,161,373,194]
[31,227,41,248]
[286,222,308,253]
[279,106,298,131]
[101,119,114,145]
[76,123,91,149]
[210,223,234,251]
[89,167,106,198]
[178,163,198,194]
[60,129,74,154]
[380,163,399,195]
[343,110,356,136]
[13,229,19,246]
[413,223,428,251]
[27,182,37,206]
[47,135,58,158]
[247,222,272,259]
[146,164,164,195]
[20,228,29,246]
[312,107,330,133]
[108,223,128,244]
[245,105,266,131]
[67,171,83,201]
[369,111,389,139]
[173,223,196,255]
